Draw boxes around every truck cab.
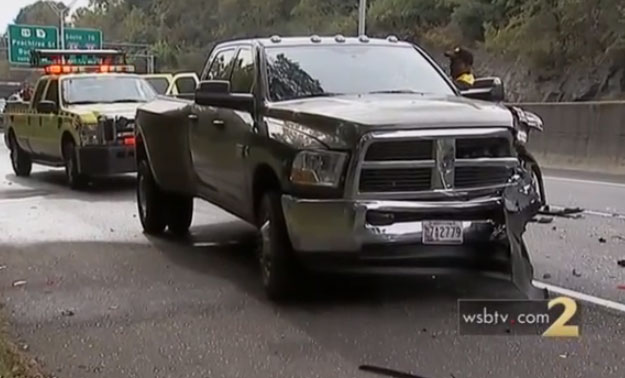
[143,73,199,97]
[3,49,157,188]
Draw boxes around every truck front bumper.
[77,145,136,176]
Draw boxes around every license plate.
[422,221,463,245]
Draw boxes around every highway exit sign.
[64,28,102,50]
[7,24,58,65]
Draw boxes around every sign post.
[7,24,59,65]
[64,28,102,50]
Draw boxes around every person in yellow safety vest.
[444,46,475,90]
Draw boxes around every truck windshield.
[265,45,455,102]
[62,76,157,105]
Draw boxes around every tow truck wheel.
[137,160,167,235]
[9,133,32,177]
[166,195,193,237]
[63,140,88,190]
[257,191,298,301]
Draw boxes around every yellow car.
[3,49,157,189]
[143,73,199,96]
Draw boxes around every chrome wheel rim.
[259,219,272,286]
[138,172,148,220]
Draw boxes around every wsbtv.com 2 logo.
[458,297,581,337]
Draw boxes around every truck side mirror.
[461,77,505,102]
[195,80,254,112]
[37,100,57,114]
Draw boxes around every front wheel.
[63,140,88,190]
[257,191,298,301]
[9,133,32,177]
[166,194,193,237]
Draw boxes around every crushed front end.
[281,127,547,299]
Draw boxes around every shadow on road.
[3,170,135,202]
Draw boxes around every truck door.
[39,78,64,159]
[214,46,256,215]
[25,79,50,155]
[189,47,236,204]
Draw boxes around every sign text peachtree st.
[7,24,103,65]
[8,24,58,64]
[64,28,102,50]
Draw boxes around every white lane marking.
[533,280,625,313]
[0,196,44,205]
[544,176,625,189]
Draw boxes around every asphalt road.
[1,140,624,378]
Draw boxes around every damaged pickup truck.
[134,36,548,300]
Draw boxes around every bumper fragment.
[76,145,136,176]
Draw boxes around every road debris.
[617,285,625,291]
[617,260,625,268]
[559,354,567,359]
[572,269,582,277]
[599,237,607,243]
[542,273,552,279]
[12,280,27,287]
[539,206,584,219]
[552,226,557,231]
[0,265,6,270]
[532,216,553,224]
[61,309,75,317]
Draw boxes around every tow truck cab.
[3,49,157,188]
[143,73,199,97]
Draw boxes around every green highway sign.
[7,24,59,65]
[64,28,102,50]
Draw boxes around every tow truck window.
[265,45,455,102]
[61,76,157,105]
[44,79,59,107]
[31,80,48,107]
[145,77,169,95]
[230,48,255,93]
[203,49,236,81]
[174,77,198,94]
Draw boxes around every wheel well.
[60,132,75,159]
[252,164,281,222]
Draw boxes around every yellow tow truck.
[3,49,157,189]
[142,72,199,97]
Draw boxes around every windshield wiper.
[66,100,99,105]
[108,99,143,103]
[368,90,426,95]
[292,92,344,100]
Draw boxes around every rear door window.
[203,49,236,81]
[230,48,255,93]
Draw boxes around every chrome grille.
[352,128,517,198]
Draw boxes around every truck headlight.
[79,124,99,145]
[290,150,348,188]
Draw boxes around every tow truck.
[143,72,199,97]
[3,49,157,188]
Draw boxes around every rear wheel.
[166,194,193,237]
[63,140,88,189]
[137,159,167,235]
[9,133,32,177]
[257,191,298,301]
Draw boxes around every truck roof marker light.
[270,35,281,43]
[387,35,399,43]
[335,34,346,43]
[310,35,322,43]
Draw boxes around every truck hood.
[265,94,515,149]
[65,103,143,120]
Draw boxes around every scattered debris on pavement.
[612,235,625,242]
[0,265,6,270]
[539,206,584,219]
[61,309,75,317]
[542,273,552,279]
[532,216,554,224]
[599,237,607,243]
[617,260,625,268]
[11,280,26,287]
[572,269,582,277]
[559,354,568,359]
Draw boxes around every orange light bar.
[123,136,136,146]
[43,64,135,75]
[45,65,62,74]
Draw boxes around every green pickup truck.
[3,50,157,188]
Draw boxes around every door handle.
[212,119,225,128]
[188,114,198,122]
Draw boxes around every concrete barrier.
[519,101,625,175]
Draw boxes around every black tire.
[9,133,32,177]
[137,159,167,235]
[166,194,193,237]
[257,191,298,301]
[63,140,88,190]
